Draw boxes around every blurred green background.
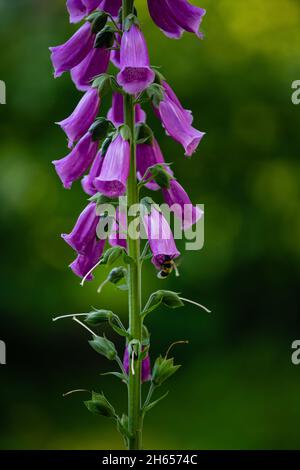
[1,0,300,450]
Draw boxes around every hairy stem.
[123,0,143,450]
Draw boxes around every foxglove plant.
[50,0,208,450]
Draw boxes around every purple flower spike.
[136,138,173,191]
[99,0,122,18]
[71,47,110,92]
[147,0,206,39]
[143,206,180,270]
[123,347,151,383]
[162,179,203,230]
[62,202,99,255]
[107,93,146,128]
[109,208,127,249]
[70,237,105,281]
[94,134,130,198]
[49,22,93,77]
[57,88,100,148]
[67,0,101,23]
[53,132,98,189]
[82,150,104,195]
[156,83,205,156]
[117,24,155,95]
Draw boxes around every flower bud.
[152,356,181,387]
[84,391,115,418]
[89,335,117,360]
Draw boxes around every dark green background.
[1,0,300,449]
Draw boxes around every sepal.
[84,391,116,418]
[89,335,117,360]
[152,356,181,387]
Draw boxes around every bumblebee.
[157,256,179,279]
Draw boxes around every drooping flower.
[53,132,98,189]
[70,237,106,281]
[94,134,130,197]
[143,205,180,270]
[147,0,206,39]
[49,22,93,77]
[157,81,193,126]
[82,150,104,195]
[162,179,203,229]
[156,81,205,156]
[71,46,110,92]
[107,93,146,128]
[67,0,102,23]
[117,24,155,94]
[108,208,127,249]
[57,88,100,148]
[136,138,173,191]
[123,346,151,383]
[99,0,122,18]
[62,202,100,255]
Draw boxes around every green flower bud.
[89,335,117,360]
[152,356,181,387]
[84,391,115,418]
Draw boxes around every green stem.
[123,0,143,450]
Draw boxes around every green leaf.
[92,73,111,96]
[108,316,128,338]
[160,290,184,309]
[152,356,181,387]
[107,266,127,285]
[84,391,115,418]
[100,136,113,156]
[89,11,108,34]
[89,117,111,142]
[94,25,115,48]
[89,335,117,360]
[147,83,165,107]
[117,414,131,440]
[122,251,135,266]
[119,124,132,141]
[101,246,123,266]
[101,371,127,381]
[141,290,183,318]
[143,391,169,413]
[151,164,174,189]
[124,14,139,32]
[135,123,154,145]
[85,310,113,326]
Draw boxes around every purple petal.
[162,179,203,229]
[143,206,180,269]
[117,24,155,94]
[123,346,151,383]
[136,138,172,191]
[62,202,99,255]
[82,150,104,195]
[147,0,183,39]
[107,93,146,128]
[159,99,205,156]
[57,87,100,148]
[108,208,127,249]
[71,47,110,92]
[67,0,101,23]
[49,22,93,77]
[52,132,98,189]
[94,135,130,197]
[70,237,105,281]
[169,0,206,38]
[98,0,122,18]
